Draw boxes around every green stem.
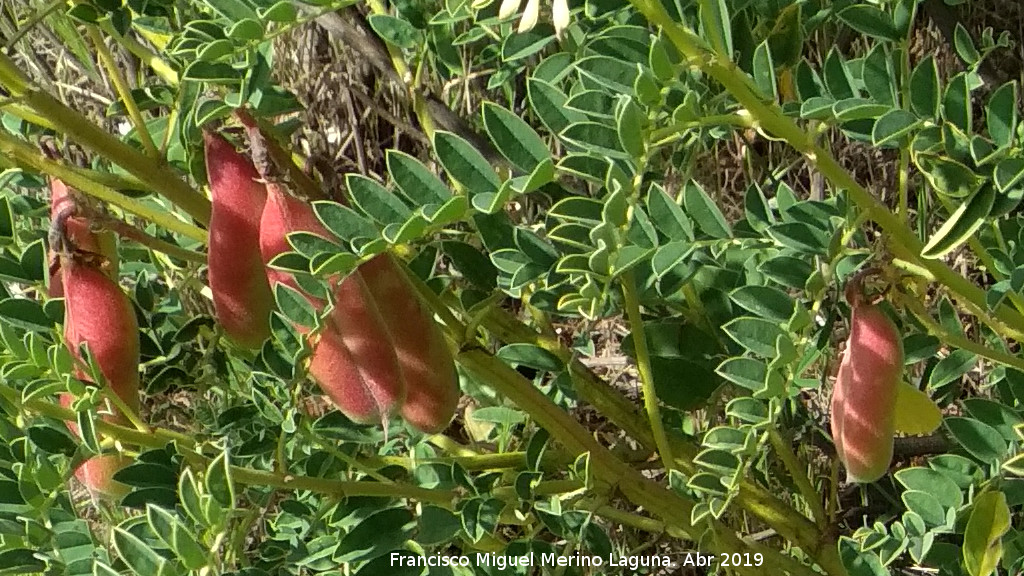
[100,218,206,263]
[620,270,675,470]
[87,26,160,159]
[0,53,211,225]
[0,131,207,243]
[895,291,1024,372]
[98,20,179,85]
[768,426,826,529]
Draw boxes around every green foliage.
[2,0,1024,574]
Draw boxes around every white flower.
[496,0,571,36]
[518,0,540,33]
[552,0,570,38]
[498,0,522,19]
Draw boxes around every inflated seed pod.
[60,259,140,499]
[358,254,460,433]
[47,179,117,297]
[59,394,133,499]
[204,131,274,349]
[259,182,332,305]
[260,184,406,425]
[62,259,141,413]
[830,282,903,483]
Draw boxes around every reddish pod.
[59,394,133,499]
[204,131,274,349]
[260,185,406,425]
[358,255,460,433]
[47,179,115,297]
[830,278,903,483]
[60,258,140,499]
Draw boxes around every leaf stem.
[0,52,211,225]
[768,426,826,529]
[0,131,207,243]
[86,26,160,159]
[620,270,675,470]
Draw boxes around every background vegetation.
[1,0,1024,574]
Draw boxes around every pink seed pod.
[830,281,903,483]
[47,179,117,297]
[358,254,459,434]
[204,131,274,349]
[60,259,140,499]
[260,184,406,425]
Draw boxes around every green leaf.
[945,417,1007,465]
[987,82,1018,149]
[205,450,235,508]
[460,498,503,543]
[273,283,317,329]
[729,285,796,322]
[261,1,298,22]
[527,78,587,135]
[837,4,900,42]
[649,34,674,82]
[863,43,896,106]
[346,174,411,227]
[314,201,378,244]
[146,506,207,570]
[752,40,777,99]
[0,298,55,331]
[910,56,940,118]
[205,0,258,21]
[0,549,45,575]
[27,425,77,457]
[112,528,176,576]
[560,122,627,158]
[722,317,786,357]
[943,72,972,132]
[916,153,983,198]
[699,0,733,57]
[182,61,241,83]
[716,357,777,393]
[953,22,980,65]
[726,397,768,424]
[963,398,1023,442]
[226,18,263,42]
[824,48,855,99]
[921,184,996,259]
[683,180,730,238]
[647,183,694,240]
[758,255,813,289]
[501,25,556,61]
[616,97,646,159]
[433,131,500,196]
[335,508,416,563]
[575,56,639,94]
[471,406,528,426]
[367,14,420,49]
[963,491,1010,576]
[902,490,946,527]
[994,158,1024,192]
[895,467,964,509]
[482,102,549,173]
[872,109,921,146]
[496,344,564,372]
